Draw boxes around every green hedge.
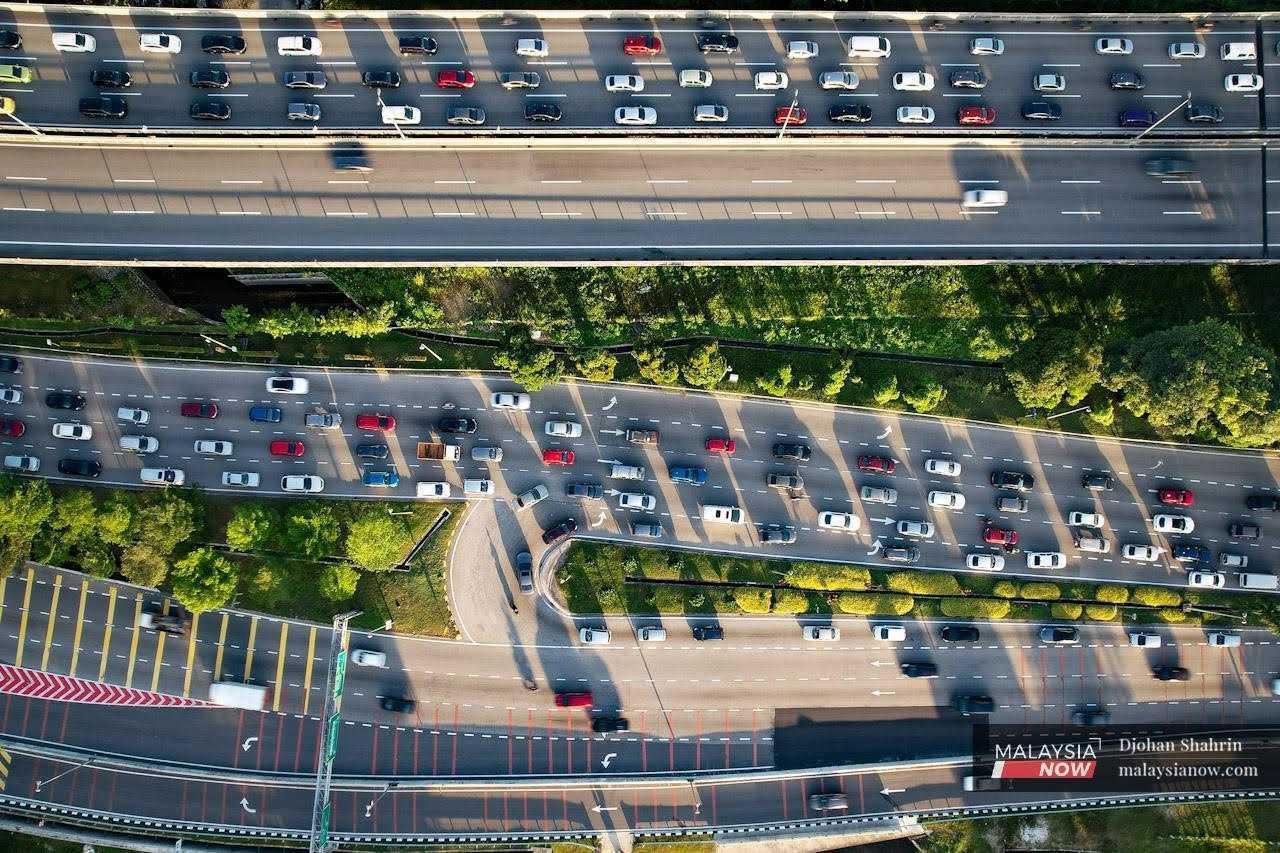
[734,587,772,614]
[1020,582,1062,601]
[886,570,962,596]
[1134,586,1183,607]
[993,581,1019,599]
[939,597,1011,619]
[1095,584,1131,604]
[784,563,872,591]
[1051,602,1084,620]
[836,592,915,616]
[1085,603,1120,621]
[1157,607,1187,622]
[772,589,811,614]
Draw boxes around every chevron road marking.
[0,746,10,791]
[13,567,32,670]
[0,664,210,707]
[39,574,63,673]
[68,581,89,679]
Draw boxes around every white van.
[1221,41,1256,61]
[416,481,452,499]
[1238,573,1279,590]
[609,463,646,481]
[463,479,494,497]
[847,36,891,58]
[701,504,744,524]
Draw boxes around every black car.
[772,442,811,461]
[202,33,247,54]
[447,106,486,126]
[758,523,797,544]
[941,625,980,642]
[58,458,101,478]
[541,518,578,546]
[525,102,562,122]
[1022,100,1062,121]
[1173,544,1211,564]
[0,355,21,374]
[1229,522,1262,540]
[693,625,725,641]
[1071,704,1111,725]
[949,69,987,89]
[697,32,740,53]
[438,417,477,434]
[1246,496,1280,512]
[1185,103,1224,124]
[515,551,534,593]
[356,443,390,459]
[829,103,873,123]
[0,31,20,50]
[953,694,995,714]
[1153,665,1191,682]
[1081,472,1114,491]
[901,661,939,678]
[191,99,232,121]
[380,696,416,713]
[990,470,1034,492]
[190,69,231,89]
[79,96,127,119]
[591,716,630,733]
[90,68,132,88]
[1145,158,1196,177]
[362,70,401,89]
[1109,71,1146,90]
[45,391,85,411]
[566,483,603,499]
[398,35,438,55]
[882,543,920,564]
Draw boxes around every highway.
[0,7,1267,133]
[0,138,1269,262]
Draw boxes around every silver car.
[500,71,540,89]
[287,102,321,121]
[818,70,859,90]
[284,70,326,89]
[694,104,728,122]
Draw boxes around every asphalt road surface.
[0,7,1267,133]
[0,138,1267,262]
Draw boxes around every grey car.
[500,71,540,89]
[470,446,504,462]
[447,106,486,126]
[566,482,603,500]
[287,102,321,121]
[515,551,534,593]
[949,69,987,89]
[284,70,326,90]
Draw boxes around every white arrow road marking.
[590,511,607,528]
[876,426,892,440]
[602,396,618,411]
[881,787,905,795]
[592,805,619,813]
[866,538,883,556]
[241,737,258,752]
[601,752,618,768]
[869,660,891,667]
[871,690,896,696]
[605,489,622,497]
[597,458,621,466]
[599,428,625,436]
[870,517,896,525]
[240,798,256,814]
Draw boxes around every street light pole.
[4,111,41,136]
[364,782,399,817]
[308,610,360,853]
[776,88,800,140]
[1132,91,1191,144]
[199,333,238,353]
[35,757,94,792]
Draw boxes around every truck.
[416,441,462,462]
[208,680,270,710]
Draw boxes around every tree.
[903,377,947,413]
[634,348,679,385]
[170,547,238,613]
[870,374,900,406]
[822,358,856,400]
[97,493,134,547]
[1006,326,1104,412]
[0,475,53,559]
[119,544,168,588]
[492,337,562,392]
[53,488,99,544]
[225,504,280,553]
[573,350,618,382]
[757,364,794,397]
[345,513,412,571]
[682,343,729,389]
[318,563,360,601]
[281,505,340,560]
[133,491,199,557]
[221,305,255,336]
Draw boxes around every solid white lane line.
[1061,210,1101,215]
[111,209,154,214]
[646,179,687,184]
[541,180,581,184]
[325,211,367,217]
[217,211,262,216]
[752,179,791,184]
[220,180,262,185]
[1162,210,1202,215]
[434,180,475,184]
[2,207,44,212]
[113,178,155,184]
[5,176,45,181]
[855,179,896,184]
[1060,180,1100,184]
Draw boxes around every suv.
[1246,496,1280,512]
[362,70,401,88]
[284,71,326,89]
[772,443,811,461]
[991,470,1033,491]
[693,625,724,641]
[1082,472,1115,491]
[941,625,980,642]
[626,428,659,445]
[1230,522,1262,540]
[1040,626,1079,644]
[398,35,438,55]
[698,33,739,53]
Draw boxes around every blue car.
[356,443,390,459]
[669,465,708,486]
[362,469,400,488]
[249,405,282,423]
[1173,544,1211,564]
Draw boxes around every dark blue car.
[249,405,282,423]
[669,465,708,486]
[356,443,390,459]
[362,469,400,488]
[1173,544,1211,564]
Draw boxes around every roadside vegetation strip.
[556,540,1280,630]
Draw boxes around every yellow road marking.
[272,623,288,712]
[123,593,142,688]
[243,616,258,681]
[39,574,63,672]
[301,626,317,716]
[67,581,89,678]
[0,573,9,628]
[150,622,166,694]
[98,587,117,682]
[0,746,9,790]
[212,612,228,682]
[182,612,200,698]
[13,567,33,669]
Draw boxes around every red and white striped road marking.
[0,664,210,708]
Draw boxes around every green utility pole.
[309,610,359,853]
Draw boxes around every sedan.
[355,413,396,432]
[357,443,389,459]
[222,471,260,488]
[818,511,860,532]
[927,490,966,510]
[896,106,935,124]
[1068,511,1105,528]
[269,440,305,457]
[1188,571,1226,588]
[180,401,218,419]
[618,492,656,511]
[787,40,818,59]
[139,33,182,54]
[925,458,961,477]
[141,468,185,486]
[1173,544,1212,564]
[882,544,920,564]
[1152,514,1194,534]
[941,625,980,642]
[773,443,811,461]
[501,72,541,89]
[525,103,562,122]
[46,392,85,411]
[754,71,789,91]
[491,392,531,410]
[897,519,935,539]
[52,422,91,441]
[80,97,124,119]
[856,455,895,474]
[91,68,132,88]
[278,35,321,56]
[970,37,1004,55]
[605,74,644,92]
[1185,103,1224,124]
[542,518,577,546]
[1022,101,1063,121]
[0,356,21,374]
[1026,551,1066,570]
[669,466,708,486]
[58,458,101,478]
[861,485,898,504]
[0,387,20,404]
[1168,42,1205,59]
[1096,37,1134,55]
[191,100,232,121]
[248,405,280,423]
[1229,522,1262,540]
[1153,666,1191,682]
[516,38,549,58]
[623,35,662,56]
[962,189,1007,208]
[0,31,20,50]
[706,437,736,454]
[542,448,575,466]
[982,525,1019,548]
[284,71,326,90]
[447,107,486,126]
[1040,626,1079,644]
[966,553,1005,572]
[698,33,739,53]
[804,625,840,641]
[516,484,550,510]
[1109,71,1145,90]
[818,71,859,90]
[957,105,997,126]
[1122,543,1162,562]
[694,104,729,122]
[54,33,96,53]
[202,34,246,54]
[1033,73,1067,92]
[759,523,798,544]
[194,439,232,456]
[991,470,1034,491]
[566,483,603,500]
[949,69,986,89]
[1246,496,1280,511]
[0,419,24,438]
[615,106,657,125]
[901,662,939,678]
[893,71,934,91]
[829,104,873,123]
[680,69,713,87]
[437,417,476,434]
[362,71,401,89]
[1158,488,1195,506]
[399,35,438,55]
[190,69,231,89]
[436,69,476,89]
[774,106,807,126]
[1225,74,1263,92]
[361,469,400,488]
[281,475,324,493]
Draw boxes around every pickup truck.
[304,411,342,429]
[626,428,659,445]
[416,441,461,462]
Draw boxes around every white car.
[117,406,149,425]
[1068,511,1105,528]
[701,504,744,524]
[927,490,966,510]
[1129,632,1161,647]
[679,69,713,88]
[194,439,233,456]
[1207,632,1241,648]
[803,625,839,641]
[139,33,181,54]
[861,485,898,504]
[818,511,860,532]
[818,71,860,90]
[1225,74,1263,92]
[787,40,819,59]
[350,649,386,667]
[53,32,96,53]
[1168,42,1205,59]
[1123,543,1163,562]
[872,624,906,642]
[382,105,421,125]
[605,74,644,93]
[754,71,789,91]
[1220,552,1248,569]
[471,446,503,462]
[281,474,325,493]
[0,387,21,404]
[619,492,656,511]
[516,38,549,58]
[416,481,452,499]
[637,626,667,642]
[1095,37,1134,55]
[266,376,309,394]
[464,479,495,497]
[694,104,729,122]
[1026,551,1066,570]
[52,422,91,441]
[1188,571,1226,589]
[970,37,1005,56]
[544,420,582,438]
[490,392,531,410]
[896,106,935,124]
[924,458,961,477]
[515,484,550,511]
[614,106,657,125]
[1033,73,1067,92]
[967,553,1006,572]
[222,471,260,488]
[962,190,1008,209]
[579,627,610,646]
[3,455,38,472]
[1153,514,1194,534]
[893,71,934,91]
[897,519,935,538]
[278,36,321,56]
[120,435,159,454]
[140,467,184,486]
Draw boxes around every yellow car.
[0,64,30,84]
[0,97,14,116]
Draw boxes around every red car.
[856,455,896,475]
[436,69,475,89]
[957,105,997,126]
[356,413,396,432]
[543,448,575,466]
[0,418,24,438]
[623,35,662,56]
[554,691,593,708]
[983,524,1019,548]
[269,440,305,457]
[706,436,737,455]
[1158,488,1195,507]
[180,401,219,419]
[774,105,808,126]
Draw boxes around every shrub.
[1085,604,1119,621]
[346,513,415,572]
[836,592,915,616]
[1095,584,1130,604]
[318,563,360,601]
[784,563,871,591]
[771,589,812,614]
[886,570,962,596]
[1019,582,1062,601]
[1156,607,1187,623]
[169,547,237,613]
[682,343,730,389]
[939,597,1010,619]
[992,581,1019,599]
[574,350,618,382]
[871,374,900,406]
[903,377,947,413]
[1088,399,1116,427]
[757,364,795,397]
[634,348,679,385]
[733,587,772,614]
[1050,602,1083,620]
[822,358,856,400]
[1134,586,1182,607]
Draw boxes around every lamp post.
[776,88,800,141]
[1132,91,1191,144]
[364,782,399,818]
[35,757,94,793]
